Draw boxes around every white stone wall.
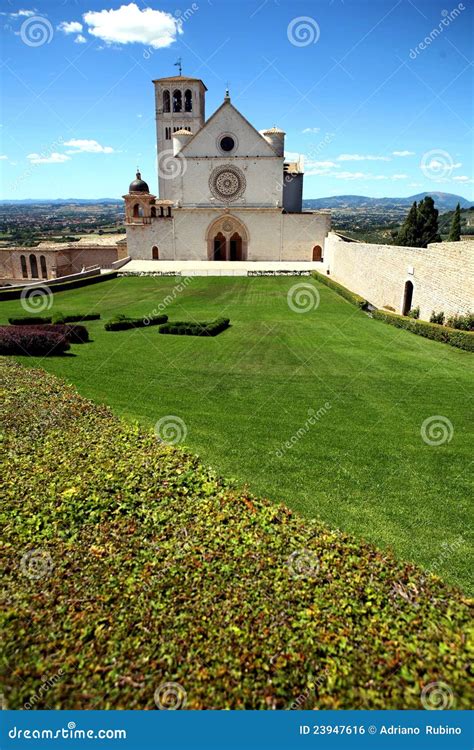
[323,233,474,320]
[126,209,331,262]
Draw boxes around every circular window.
[209,165,246,202]
[219,135,235,152]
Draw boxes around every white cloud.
[392,150,415,157]
[424,159,462,170]
[83,3,182,48]
[307,160,339,168]
[337,154,391,162]
[1,9,36,18]
[302,127,320,134]
[453,175,473,183]
[58,20,83,34]
[74,34,87,44]
[27,152,71,164]
[63,138,114,154]
[0,154,8,160]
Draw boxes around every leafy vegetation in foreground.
[371,311,474,351]
[1,360,472,710]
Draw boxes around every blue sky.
[0,0,472,200]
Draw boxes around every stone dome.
[129,171,149,193]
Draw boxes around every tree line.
[397,197,462,247]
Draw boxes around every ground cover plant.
[371,310,474,351]
[105,313,168,331]
[1,359,472,710]
[0,275,472,590]
[158,318,230,336]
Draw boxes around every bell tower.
[153,75,207,200]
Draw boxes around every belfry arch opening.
[173,90,182,112]
[402,280,414,316]
[184,89,192,112]
[163,90,170,113]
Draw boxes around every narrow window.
[40,255,47,278]
[20,255,28,278]
[173,90,182,113]
[133,204,143,218]
[29,254,38,278]
[184,89,192,112]
[163,90,170,113]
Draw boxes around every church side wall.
[323,233,474,320]
[281,213,331,261]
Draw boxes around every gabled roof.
[179,99,280,156]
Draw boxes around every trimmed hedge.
[0,326,70,355]
[9,315,52,325]
[105,313,168,331]
[312,271,367,309]
[1,359,472,710]
[158,318,230,336]
[26,324,90,344]
[372,310,474,351]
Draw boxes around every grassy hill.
[0,275,472,593]
[1,359,472,710]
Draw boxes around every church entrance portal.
[207,218,248,261]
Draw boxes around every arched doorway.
[152,246,159,260]
[206,216,249,261]
[229,233,243,261]
[312,245,322,261]
[213,232,226,261]
[402,280,414,315]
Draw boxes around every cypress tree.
[417,196,441,247]
[397,201,419,246]
[448,202,462,241]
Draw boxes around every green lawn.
[2,275,472,591]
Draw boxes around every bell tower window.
[163,90,170,113]
[173,90,182,113]
[184,89,192,112]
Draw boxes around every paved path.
[119,260,326,276]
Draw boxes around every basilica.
[123,75,331,262]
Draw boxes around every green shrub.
[372,310,474,351]
[8,315,52,325]
[105,313,168,331]
[1,359,472,710]
[446,312,474,331]
[19,324,89,344]
[312,271,367,309]
[158,318,230,336]
[429,311,445,325]
[407,306,420,319]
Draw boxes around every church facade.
[123,76,331,262]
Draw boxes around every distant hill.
[304,192,472,212]
[0,199,121,205]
